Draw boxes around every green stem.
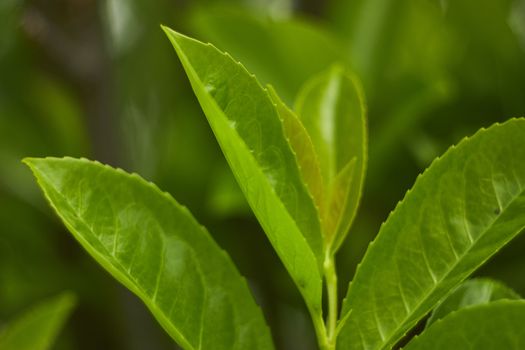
[311,308,330,350]
[323,250,338,350]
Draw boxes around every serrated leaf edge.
[24,156,273,350]
[162,27,324,305]
[338,118,525,349]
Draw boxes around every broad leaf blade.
[295,65,367,250]
[0,292,75,350]
[25,157,274,350]
[405,300,525,350]
[427,278,520,327]
[338,119,525,350]
[163,27,323,319]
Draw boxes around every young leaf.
[24,157,274,350]
[426,278,520,326]
[0,292,75,350]
[404,300,525,350]
[338,119,525,350]
[266,84,325,214]
[162,27,324,326]
[295,65,367,250]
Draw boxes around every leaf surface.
[338,119,525,350]
[295,65,367,249]
[427,278,520,326]
[0,292,75,350]
[163,27,324,321]
[404,300,525,350]
[189,6,347,104]
[25,157,274,350]
[267,84,325,214]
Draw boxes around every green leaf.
[427,278,520,327]
[189,6,348,104]
[404,300,525,350]
[266,84,325,215]
[163,27,324,327]
[0,292,75,350]
[24,157,274,350]
[295,65,367,250]
[338,119,525,350]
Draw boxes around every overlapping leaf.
[338,119,525,350]
[427,278,520,326]
[163,27,324,321]
[267,85,325,214]
[25,157,274,350]
[405,300,525,349]
[295,65,367,249]
[0,292,75,350]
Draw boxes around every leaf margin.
[23,156,275,350]
[337,118,525,350]
[161,25,325,336]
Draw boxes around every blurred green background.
[1,0,524,349]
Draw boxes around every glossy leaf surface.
[405,300,525,350]
[0,292,75,350]
[295,65,367,249]
[427,278,520,326]
[338,119,525,350]
[163,27,324,319]
[25,157,274,350]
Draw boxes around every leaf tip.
[160,24,176,37]
[21,156,38,167]
[161,26,200,48]
[21,157,47,175]
[161,25,189,53]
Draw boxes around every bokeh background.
[1,0,525,349]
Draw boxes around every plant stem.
[323,249,338,350]
[311,308,330,350]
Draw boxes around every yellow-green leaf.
[163,27,324,332]
[25,157,274,350]
[295,65,367,249]
[267,84,325,216]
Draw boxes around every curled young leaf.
[267,84,325,217]
[295,65,367,250]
